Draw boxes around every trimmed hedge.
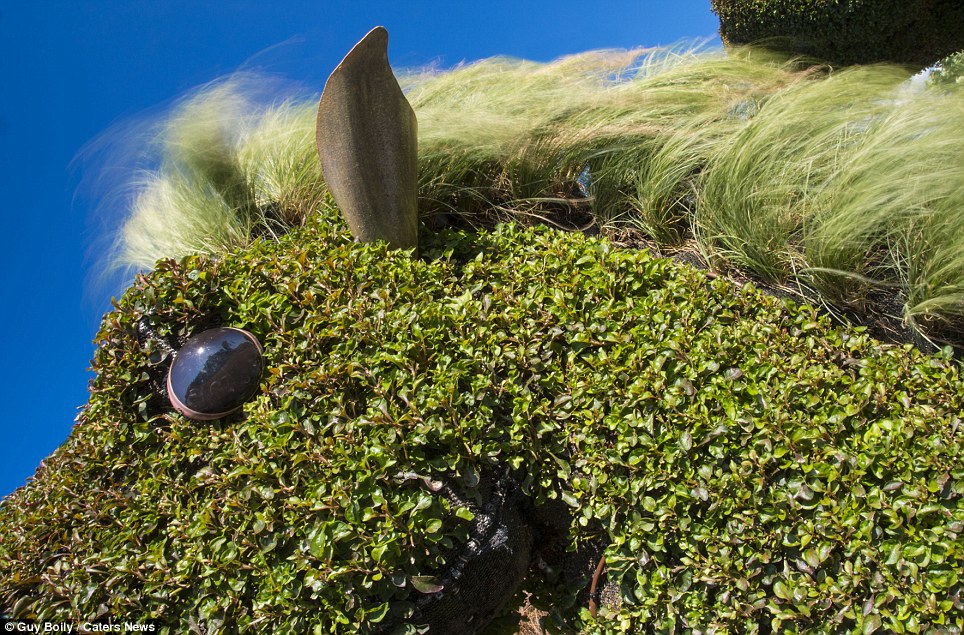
[932,51,964,88]
[1,212,963,633]
[710,0,964,68]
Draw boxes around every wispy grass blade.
[113,76,325,272]
[101,46,964,343]
[696,66,911,282]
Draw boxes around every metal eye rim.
[166,327,264,421]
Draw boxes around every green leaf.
[863,614,882,634]
[561,490,579,508]
[773,580,791,601]
[410,576,444,594]
[368,602,390,624]
[680,431,693,452]
[371,544,388,564]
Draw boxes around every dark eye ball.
[166,327,264,420]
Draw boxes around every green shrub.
[931,51,964,88]
[710,0,964,68]
[2,209,962,633]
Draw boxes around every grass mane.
[108,45,964,347]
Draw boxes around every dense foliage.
[932,51,964,88]
[710,0,964,68]
[2,211,963,633]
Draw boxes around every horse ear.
[316,26,419,253]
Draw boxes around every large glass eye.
[166,327,263,420]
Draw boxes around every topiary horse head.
[2,28,963,635]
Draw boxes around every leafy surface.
[2,213,963,633]
[710,0,964,67]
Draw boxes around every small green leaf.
[680,431,693,452]
[561,490,579,508]
[371,544,388,564]
[411,576,444,594]
[773,580,791,601]
[863,614,882,634]
[368,602,390,623]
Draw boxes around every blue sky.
[0,1,720,498]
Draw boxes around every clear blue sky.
[0,1,720,498]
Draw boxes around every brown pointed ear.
[316,26,419,252]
